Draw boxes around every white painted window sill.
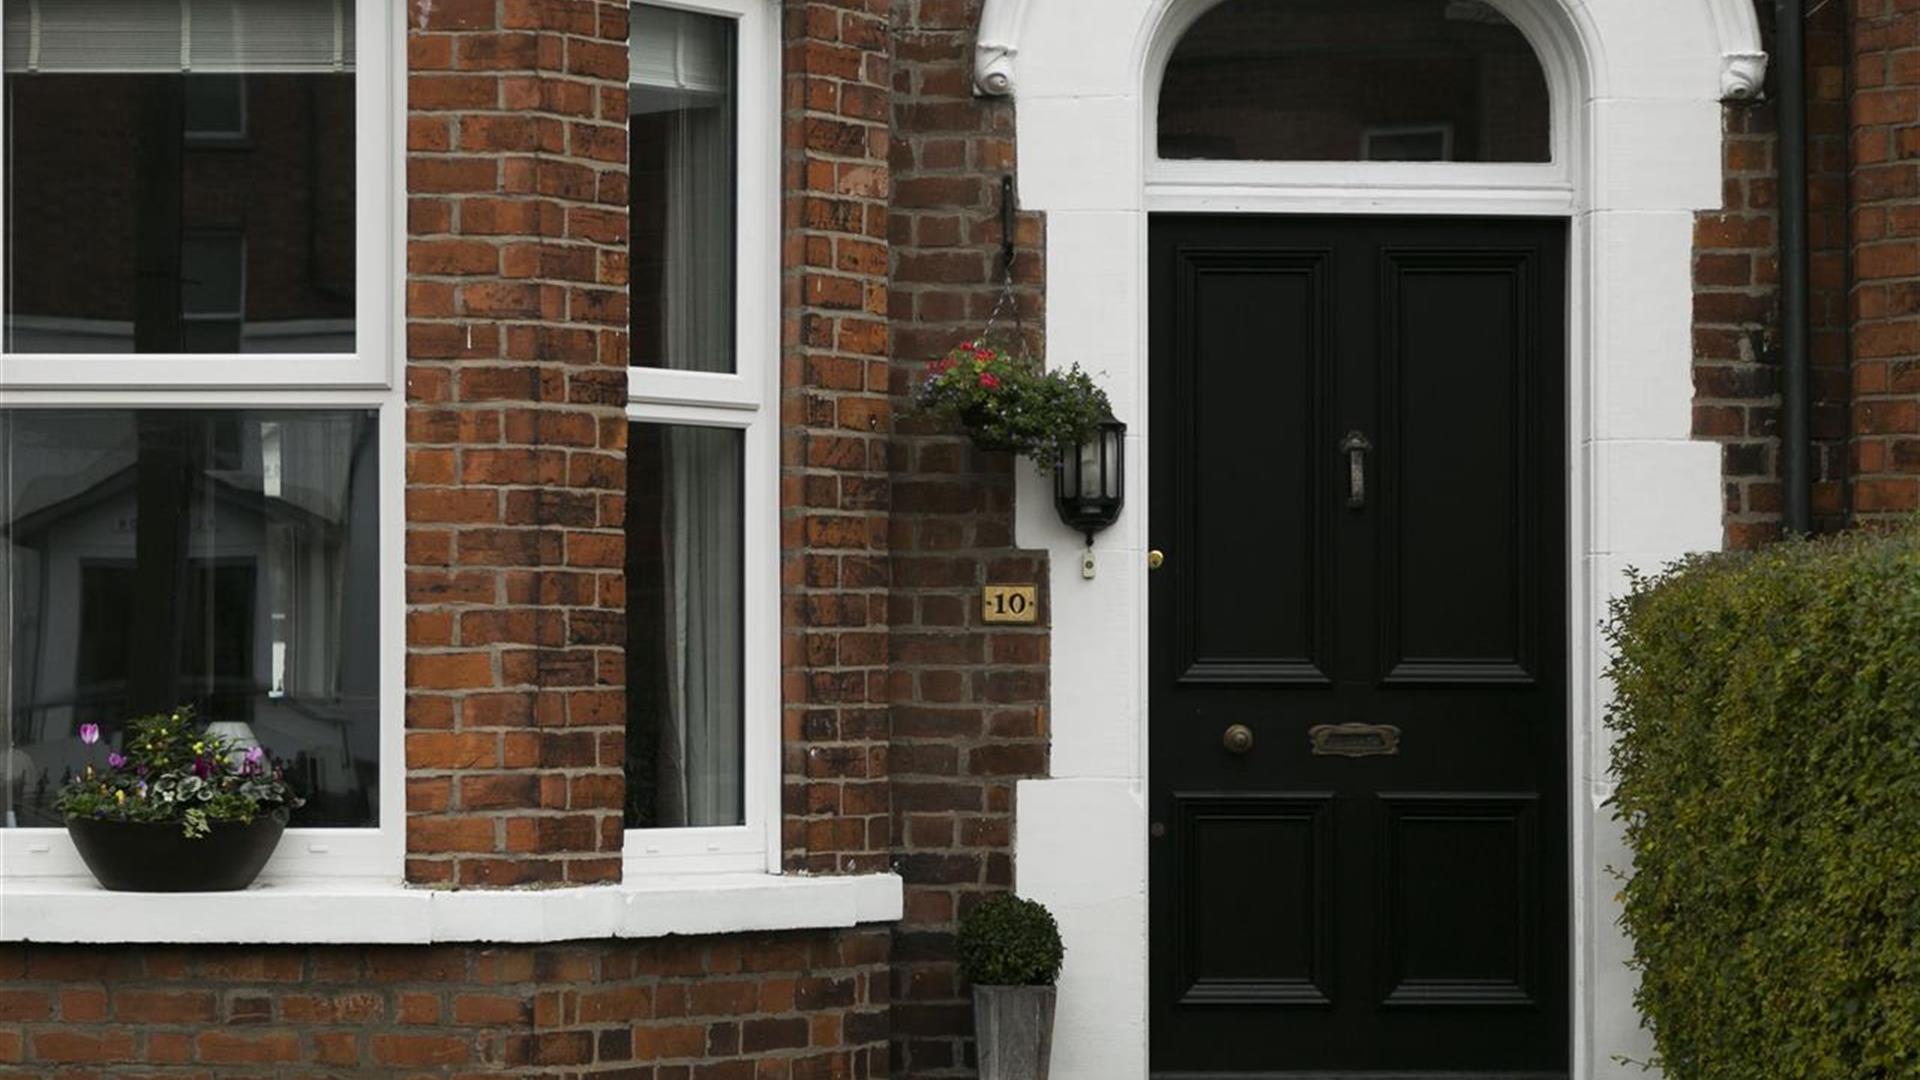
[0,872,903,945]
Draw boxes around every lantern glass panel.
[1099,427,1123,499]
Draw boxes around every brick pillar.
[887,0,1052,1074]
[403,0,630,887]
[780,1,897,877]
[1692,1,1851,548]
[1848,0,1920,522]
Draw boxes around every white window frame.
[625,0,781,875]
[0,0,403,882]
[0,1,394,390]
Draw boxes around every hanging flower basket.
[959,402,1029,455]
[56,707,304,892]
[915,340,1112,470]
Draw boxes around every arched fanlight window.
[1158,0,1550,163]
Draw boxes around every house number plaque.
[982,585,1039,624]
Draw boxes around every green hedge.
[1607,528,1920,1079]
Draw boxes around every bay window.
[0,0,396,878]
[626,0,777,871]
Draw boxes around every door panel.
[1382,251,1540,684]
[1176,252,1332,685]
[1148,216,1568,1078]
[1172,793,1335,1007]
[1381,794,1539,1006]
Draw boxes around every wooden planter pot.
[973,984,1056,1080]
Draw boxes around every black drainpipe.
[1777,0,1813,535]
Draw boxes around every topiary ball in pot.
[958,893,1065,986]
[958,894,1065,1080]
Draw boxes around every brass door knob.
[1149,550,1165,570]
[1222,724,1254,755]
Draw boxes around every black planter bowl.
[66,812,288,892]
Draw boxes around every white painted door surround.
[993,0,1763,1076]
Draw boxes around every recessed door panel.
[1172,793,1334,1006]
[1382,252,1539,685]
[1176,253,1332,685]
[1149,216,1568,1078]
[1381,794,1539,1006]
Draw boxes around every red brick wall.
[0,930,889,1077]
[404,0,632,887]
[1848,0,1920,521]
[887,1,1051,1074]
[781,0,898,877]
[0,5,910,1075]
[1692,0,1852,548]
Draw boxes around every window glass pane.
[630,6,737,373]
[1158,0,1550,163]
[626,422,744,829]
[1,409,380,828]
[2,0,356,354]
[184,75,249,142]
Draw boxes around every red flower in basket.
[979,372,1001,390]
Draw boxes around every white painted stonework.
[995,0,1756,1075]
[0,872,904,945]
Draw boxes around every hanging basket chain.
[978,259,1030,364]
[977,173,1032,364]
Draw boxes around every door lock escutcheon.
[1148,549,1166,570]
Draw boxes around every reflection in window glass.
[630,6,737,372]
[2,0,356,354]
[184,74,249,143]
[1158,0,1550,163]
[626,423,744,829]
[1,410,380,827]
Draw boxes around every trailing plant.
[915,340,1111,470]
[1605,526,1920,1080]
[957,893,1065,987]
[56,707,304,839]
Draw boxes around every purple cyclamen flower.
[78,723,99,746]
[244,746,266,772]
[192,757,212,779]
[107,751,126,769]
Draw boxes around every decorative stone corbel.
[976,40,1017,96]
[1720,51,1769,103]
[973,0,1029,96]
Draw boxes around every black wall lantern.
[1054,418,1127,549]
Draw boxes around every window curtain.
[654,425,743,827]
[631,4,734,374]
[266,412,365,700]
[2,0,355,74]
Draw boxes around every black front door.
[1148,215,1569,1078]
